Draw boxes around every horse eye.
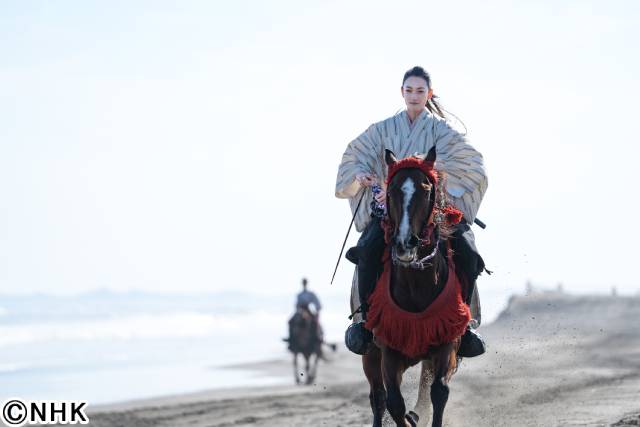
[421,183,432,191]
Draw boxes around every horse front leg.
[304,354,311,384]
[382,347,414,427]
[307,353,319,384]
[430,343,457,427]
[362,345,386,427]
[414,360,433,425]
[292,353,301,384]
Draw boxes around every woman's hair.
[402,66,445,119]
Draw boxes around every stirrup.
[457,327,486,358]
[345,321,373,355]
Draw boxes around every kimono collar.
[404,109,428,129]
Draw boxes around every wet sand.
[87,291,640,426]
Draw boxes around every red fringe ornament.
[365,251,470,358]
[386,157,438,186]
[441,206,463,225]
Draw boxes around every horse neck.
[390,250,448,313]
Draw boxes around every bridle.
[391,241,440,270]
[389,188,441,270]
[387,162,450,270]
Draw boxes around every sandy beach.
[87,291,640,427]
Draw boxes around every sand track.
[86,292,640,427]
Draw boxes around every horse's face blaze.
[387,168,435,261]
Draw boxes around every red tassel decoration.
[442,206,463,225]
[365,252,470,359]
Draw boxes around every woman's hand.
[374,188,386,204]
[355,173,378,188]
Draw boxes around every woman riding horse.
[335,65,488,357]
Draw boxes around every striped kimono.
[335,109,488,232]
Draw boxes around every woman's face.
[401,76,433,115]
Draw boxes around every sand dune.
[88,291,640,426]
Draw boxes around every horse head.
[384,147,440,268]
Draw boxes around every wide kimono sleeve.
[335,123,383,232]
[433,119,488,224]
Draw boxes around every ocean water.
[0,290,347,405]
[0,288,510,405]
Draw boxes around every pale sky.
[1,0,639,299]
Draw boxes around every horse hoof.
[405,411,419,427]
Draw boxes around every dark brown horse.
[286,309,336,385]
[287,308,322,384]
[360,148,469,427]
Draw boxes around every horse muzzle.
[392,244,418,263]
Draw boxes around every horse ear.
[385,149,397,166]
[426,146,437,162]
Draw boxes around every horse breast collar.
[364,246,471,358]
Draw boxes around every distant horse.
[359,148,470,427]
[286,308,336,385]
